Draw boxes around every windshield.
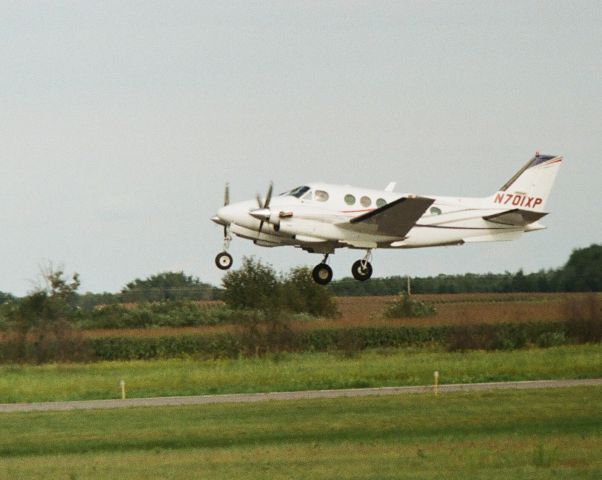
[280,185,310,198]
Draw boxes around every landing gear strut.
[312,254,333,285]
[351,250,373,281]
[215,226,233,270]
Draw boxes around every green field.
[0,386,600,479]
[1,344,600,403]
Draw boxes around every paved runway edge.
[1,378,600,413]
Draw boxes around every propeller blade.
[224,183,230,206]
[263,182,273,208]
[256,193,263,208]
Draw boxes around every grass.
[0,344,600,403]
[0,387,600,478]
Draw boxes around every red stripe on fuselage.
[340,208,375,213]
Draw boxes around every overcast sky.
[1,1,601,295]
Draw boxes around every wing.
[344,196,434,237]
[483,208,548,226]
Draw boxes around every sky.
[1,1,601,295]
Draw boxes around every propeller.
[223,183,230,237]
[254,182,273,235]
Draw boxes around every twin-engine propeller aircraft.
[212,153,563,285]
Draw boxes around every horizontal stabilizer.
[483,208,548,226]
[347,196,434,236]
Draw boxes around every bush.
[536,331,567,348]
[223,258,339,318]
[384,292,437,318]
[562,294,602,343]
[281,267,338,318]
[77,302,243,329]
[445,322,566,352]
[222,258,281,311]
[1,269,90,363]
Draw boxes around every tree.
[559,244,602,292]
[281,267,338,318]
[222,258,339,317]
[121,271,217,302]
[222,258,281,311]
[3,268,86,363]
[0,291,14,306]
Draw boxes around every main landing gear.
[351,250,373,282]
[351,259,372,281]
[311,251,373,285]
[312,255,333,285]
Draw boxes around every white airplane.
[211,153,563,284]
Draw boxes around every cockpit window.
[302,190,313,200]
[315,190,329,202]
[282,186,311,198]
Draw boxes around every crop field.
[1,344,600,403]
[81,292,602,338]
[0,386,600,479]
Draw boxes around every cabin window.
[344,194,356,205]
[360,196,371,208]
[315,190,329,202]
[376,198,387,208]
[430,206,442,215]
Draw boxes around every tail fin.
[491,154,563,211]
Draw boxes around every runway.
[1,378,600,413]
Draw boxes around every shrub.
[223,258,339,318]
[222,258,281,311]
[281,267,338,318]
[384,292,437,318]
[562,294,602,343]
[536,331,567,348]
[1,269,90,363]
[77,302,249,330]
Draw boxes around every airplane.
[211,153,563,285]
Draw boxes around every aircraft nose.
[216,205,234,224]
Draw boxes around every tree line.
[329,244,602,296]
[0,244,600,307]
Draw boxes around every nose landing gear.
[215,226,233,270]
[215,251,233,270]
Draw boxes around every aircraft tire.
[215,252,233,270]
[312,263,333,285]
[352,260,372,281]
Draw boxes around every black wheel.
[312,263,333,285]
[351,260,372,281]
[215,252,233,270]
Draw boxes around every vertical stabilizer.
[491,154,563,211]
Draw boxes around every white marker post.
[434,371,439,396]
[120,379,126,400]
